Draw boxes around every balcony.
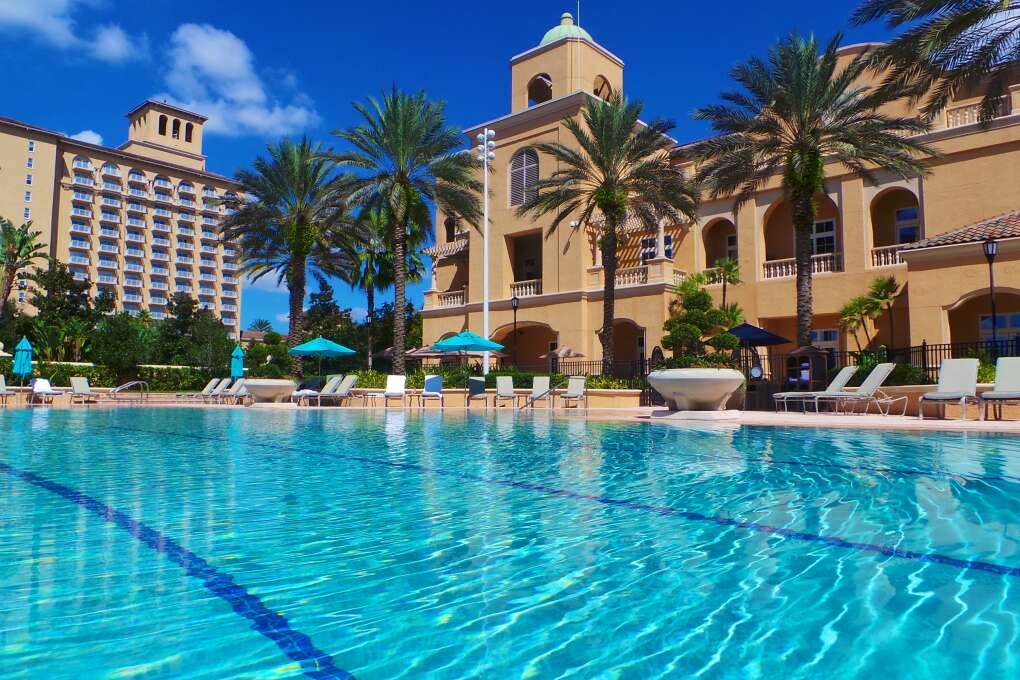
[124,278,143,288]
[150,297,167,306]
[946,96,1012,129]
[222,289,238,299]
[222,316,237,326]
[201,203,220,214]
[100,196,121,208]
[72,159,94,171]
[101,165,120,178]
[99,212,119,224]
[178,198,196,209]
[177,241,194,251]
[437,289,465,307]
[871,244,907,268]
[70,222,90,234]
[178,212,195,223]
[153,208,172,218]
[178,183,195,195]
[154,192,174,204]
[71,207,93,219]
[99,227,120,238]
[176,284,192,293]
[179,226,196,236]
[223,248,238,258]
[199,273,217,282]
[201,230,217,240]
[101,182,122,193]
[153,237,171,247]
[125,262,144,273]
[151,281,169,290]
[70,239,90,250]
[222,303,237,312]
[176,268,193,278]
[128,172,146,184]
[199,287,216,297]
[200,244,217,254]
[153,178,173,189]
[126,203,146,214]
[222,276,238,285]
[616,266,649,287]
[153,221,171,233]
[202,188,218,198]
[199,302,215,311]
[200,258,216,268]
[125,248,145,258]
[150,311,167,319]
[98,243,119,254]
[178,255,194,265]
[72,270,89,282]
[69,255,90,266]
[126,217,146,228]
[762,253,844,279]
[72,191,93,204]
[222,262,238,271]
[97,275,118,285]
[152,251,170,262]
[126,232,145,243]
[97,259,118,270]
[201,216,219,226]
[124,293,143,303]
[73,175,94,188]
[151,266,170,277]
[127,187,148,199]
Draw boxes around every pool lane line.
[0,462,354,680]
[102,424,1020,580]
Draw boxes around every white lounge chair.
[813,363,905,415]
[219,378,248,405]
[177,377,220,401]
[30,378,62,406]
[419,374,444,409]
[773,366,858,412]
[919,358,980,420]
[292,375,342,406]
[206,378,232,403]
[320,375,359,406]
[559,376,588,413]
[494,376,517,408]
[69,376,99,405]
[467,376,488,410]
[0,375,15,407]
[521,376,552,409]
[383,375,407,407]
[980,357,1020,420]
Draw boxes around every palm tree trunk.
[721,277,728,308]
[287,257,306,377]
[791,190,816,347]
[366,285,375,370]
[599,231,618,371]
[0,268,16,320]
[392,219,407,375]
[886,303,895,349]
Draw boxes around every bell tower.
[120,100,208,170]
[509,12,624,113]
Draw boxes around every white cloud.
[156,24,319,138]
[348,307,368,323]
[0,1,146,63]
[70,129,103,145]
[245,274,288,294]
[275,313,290,324]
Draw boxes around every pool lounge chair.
[419,375,444,409]
[521,376,552,409]
[494,376,517,408]
[919,358,980,420]
[219,378,249,405]
[559,376,588,413]
[177,378,220,401]
[0,375,15,407]
[467,376,488,410]
[69,376,99,405]
[205,378,233,403]
[773,366,858,412]
[320,375,359,407]
[979,357,1020,420]
[30,378,63,406]
[292,375,342,406]
[383,375,407,407]
[813,363,905,415]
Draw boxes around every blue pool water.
[1,408,1019,678]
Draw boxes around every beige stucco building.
[423,13,1020,367]
[0,100,241,332]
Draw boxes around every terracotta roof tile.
[902,210,1020,250]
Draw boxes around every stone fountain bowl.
[647,368,745,411]
[244,379,297,404]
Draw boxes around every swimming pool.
[1,407,1018,678]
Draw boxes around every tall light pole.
[984,237,999,350]
[511,294,520,367]
[476,128,496,374]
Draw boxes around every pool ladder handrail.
[111,380,149,402]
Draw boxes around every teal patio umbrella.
[12,337,33,385]
[230,345,245,379]
[432,331,503,353]
[288,337,356,376]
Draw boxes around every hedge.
[0,359,213,392]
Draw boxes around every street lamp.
[984,237,999,348]
[511,294,520,367]
[476,128,496,375]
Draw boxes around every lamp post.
[476,127,496,375]
[511,294,520,367]
[984,237,999,351]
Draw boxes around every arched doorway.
[702,218,737,268]
[869,188,920,266]
[947,289,1020,345]
[611,319,646,363]
[762,195,842,278]
[491,321,558,370]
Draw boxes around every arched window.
[527,74,552,107]
[593,75,612,99]
[185,122,194,143]
[158,115,168,135]
[172,119,181,139]
[509,149,539,207]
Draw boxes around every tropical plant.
[63,317,92,362]
[661,281,740,367]
[220,137,363,354]
[91,313,149,382]
[0,218,47,319]
[839,295,878,351]
[328,87,481,374]
[692,33,936,347]
[867,275,901,346]
[518,93,699,366]
[852,1,1020,124]
[717,301,745,330]
[248,318,274,333]
[711,256,742,307]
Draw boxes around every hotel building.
[0,100,241,331]
[423,13,1020,365]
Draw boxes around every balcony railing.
[200,273,217,282]
[222,276,238,285]
[762,252,844,279]
[153,221,171,232]
[946,96,1011,129]
[101,182,122,193]
[151,298,167,307]
[124,294,143,303]
[97,259,117,270]
[871,243,907,267]
[127,203,146,214]
[154,193,174,204]
[153,208,172,218]
[124,279,143,288]
[73,191,93,203]
[69,255,90,266]
[126,217,146,228]
[69,240,90,250]
[99,228,119,238]
[98,243,119,254]
[154,178,173,189]
[222,304,238,312]
[616,266,648,287]
[222,290,238,299]
[178,184,195,195]
[128,172,146,184]
[150,311,167,319]
[72,160,94,171]
[126,248,145,258]
[70,223,90,234]
[151,281,169,290]
[152,252,170,262]
[199,287,216,297]
[179,213,195,222]
[437,289,465,307]
[152,267,169,277]
[72,207,93,218]
[223,262,238,271]
[101,165,120,177]
[128,188,148,198]
[200,258,216,268]
[125,263,144,273]
[510,278,542,297]
[99,213,119,224]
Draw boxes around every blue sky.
[0,1,895,332]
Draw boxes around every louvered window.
[509,149,539,207]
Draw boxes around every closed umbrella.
[432,331,503,353]
[230,345,245,379]
[12,337,33,385]
[288,337,356,376]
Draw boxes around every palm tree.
[0,218,47,319]
[852,1,1020,124]
[328,87,481,374]
[248,319,274,333]
[352,205,426,369]
[867,275,901,347]
[220,138,362,354]
[840,296,871,352]
[711,256,742,307]
[519,93,699,366]
[693,34,936,347]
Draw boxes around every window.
[640,234,673,263]
[895,206,920,244]
[527,74,553,107]
[25,174,32,185]
[24,191,31,202]
[593,75,612,99]
[26,157,33,169]
[726,234,738,260]
[27,140,35,152]
[158,115,168,135]
[811,219,836,255]
[509,149,539,207]
[172,119,181,140]
[23,207,30,220]
[979,314,1020,342]
[185,122,194,142]
[810,328,839,351]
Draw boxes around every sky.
[0,0,896,332]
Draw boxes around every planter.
[647,368,745,411]
[244,379,297,403]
